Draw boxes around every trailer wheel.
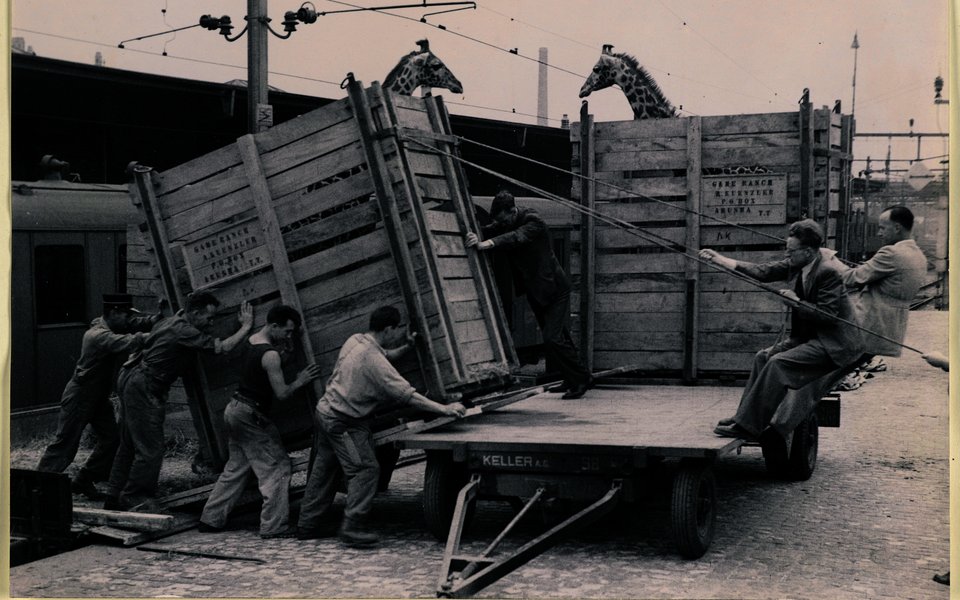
[785,413,818,481]
[423,452,474,541]
[670,461,716,559]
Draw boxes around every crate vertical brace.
[437,478,622,598]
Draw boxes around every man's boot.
[338,517,378,548]
[71,473,104,500]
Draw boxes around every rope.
[399,134,925,356]
[454,134,862,269]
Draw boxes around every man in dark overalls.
[36,294,160,499]
[104,292,253,511]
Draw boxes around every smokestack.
[537,47,548,126]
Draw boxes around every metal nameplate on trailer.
[181,220,271,289]
[701,173,787,224]
[469,451,631,474]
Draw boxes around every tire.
[785,413,818,481]
[670,461,716,559]
[423,452,474,541]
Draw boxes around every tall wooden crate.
[126,78,515,464]
[572,97,852,377]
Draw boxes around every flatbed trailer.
[399,383,837,597]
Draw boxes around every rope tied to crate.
[400,134,926,356]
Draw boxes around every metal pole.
[248,0,270,133]
[861,157,871,261]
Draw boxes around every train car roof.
[12,180,140,231]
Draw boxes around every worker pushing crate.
[126,76,516,467]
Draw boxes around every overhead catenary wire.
[400,133,925,356]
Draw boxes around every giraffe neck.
[622,79,671,119]
[396,64,418,95]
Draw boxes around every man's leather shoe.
[561,378,592,399]
[338,518,378,547]
[548,381,571,393]
[197,521,225,533]
[71,476,104,500]
[102,496,122,511]
[716,416,736,427]
[296,522,338,540]
[261,527,297,539]
[713,423,752,439]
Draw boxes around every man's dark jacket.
[481,207,569,305]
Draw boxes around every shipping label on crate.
[181,220,271,289]
[702,173,786,224]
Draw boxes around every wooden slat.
[592,350,683,371]
[588,200,688,223]
[698,332,783,352]
[571,252,685,274]
[592,272,684,293]
[700,311,785,333]
[701,146,799,168]
[596,136,687,153]
[151,145,243,198]
[594,312,684,332]
[591,291,685,312]
[699,290,788,312]
[701,112,799,135]
[595,330,683,351]
[594,118,687,139]
[697,351,759,372]
[595,226,685,249]
[593,176,688,200]
[597,149,687,172]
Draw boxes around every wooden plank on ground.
[73,508,174,532]
[89,513,200,547]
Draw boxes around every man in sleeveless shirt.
[199,305,321,538]
[296,305,466,547]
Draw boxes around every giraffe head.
[579,44,676,119]
[384,39,464,96]
[578,44,622,98]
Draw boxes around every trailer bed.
[402,383,746,458]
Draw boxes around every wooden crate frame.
[127,78,516,465]
[571,98,853,378]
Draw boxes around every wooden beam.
[129,168,222,468]
[578,103,596,372]
[799,96,816,220]
[379,89,464,384]
[346,77,447,399]
[683,116,702,382]
[432,97,518,369]
[236,134,322,404]
[420,94,511,374]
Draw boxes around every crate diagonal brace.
[437,479,623,598]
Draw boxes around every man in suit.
[466,191,592,399]
[700,219,863,439]
[768,206,928,437]
[843,205,927,357]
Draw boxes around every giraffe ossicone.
[383,39,464,96]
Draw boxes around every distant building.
[12,37,36,55]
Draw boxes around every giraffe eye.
[430,63,441,70]
[593,66,601,73]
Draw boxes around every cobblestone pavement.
[10,311,949,599]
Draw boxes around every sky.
[9,1,953,181]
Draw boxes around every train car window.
[118,244,128,292]
[35,245,87,325]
